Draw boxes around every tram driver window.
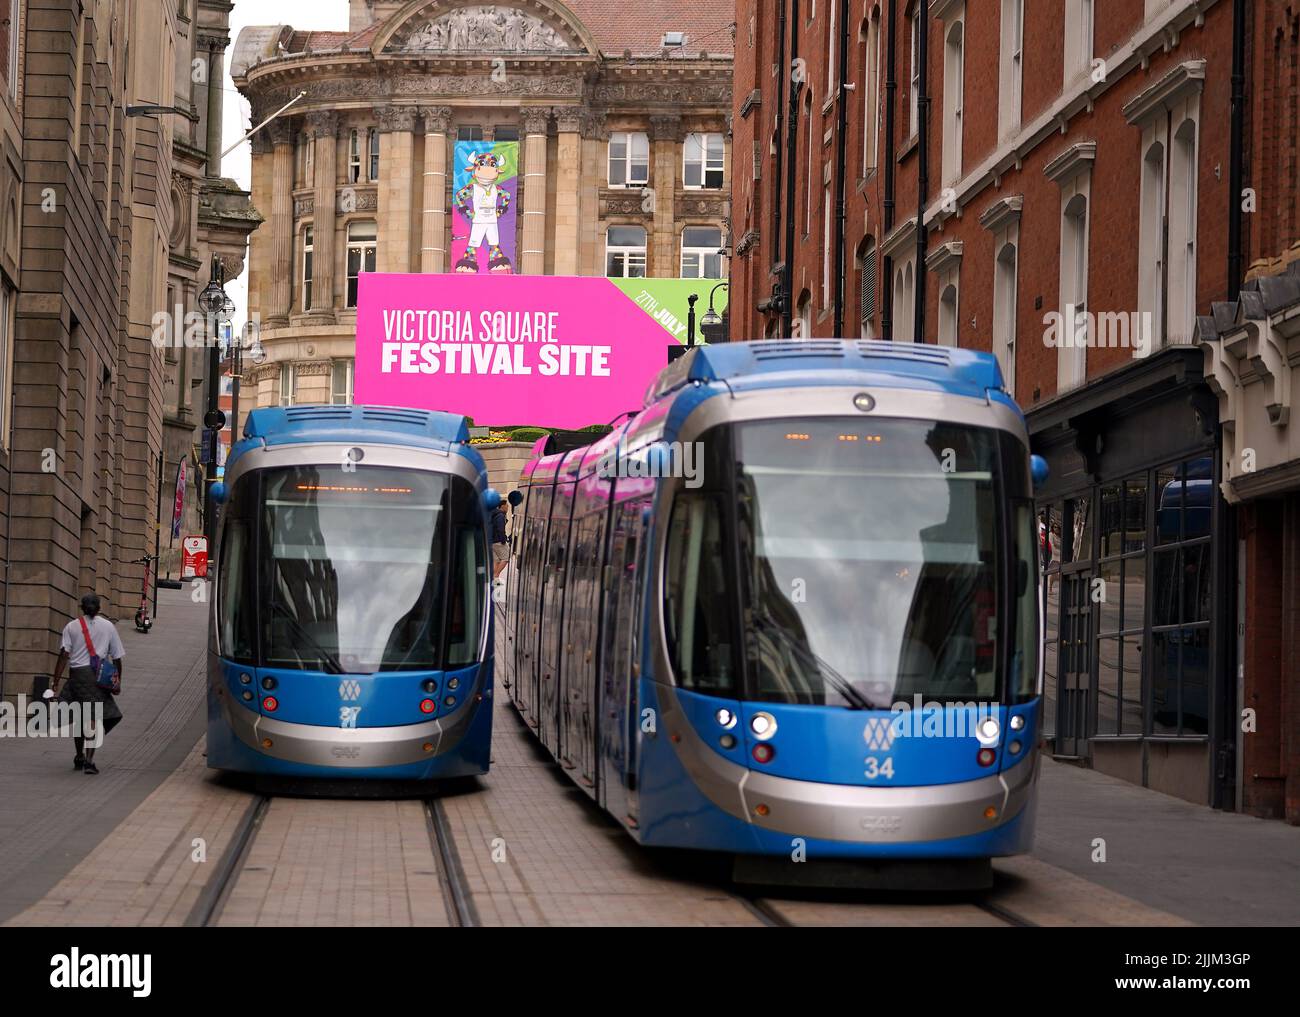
[663,495,735,693]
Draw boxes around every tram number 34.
[864,756,895,779]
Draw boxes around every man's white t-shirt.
[60,615,125,668]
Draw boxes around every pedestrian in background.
[492,501,510,578]
[50,594,125,775]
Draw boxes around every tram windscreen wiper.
[270,600,346,675]
[750,614,873,710]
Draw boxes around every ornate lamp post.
[197,258,230,548]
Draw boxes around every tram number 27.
[864,756,894,779]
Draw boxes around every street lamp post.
[197,258,230,549]
[700,282,729,340]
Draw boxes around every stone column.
[248,131,274,322]
[553,106,582,276]
[377,105,419,273]
[520,106,551,276]
[421,106,452,273]
[266,119,295,327]
[306,111,338,320]
[650,115,681,278]
[579,112,606,275]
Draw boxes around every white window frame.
[795,292,813,340]
[804,93,814,232]
[346,220,378,308]
[605,225,647,278]
[0,282,12,449]
[1059,189,1090,391]
[862,13,882,174]
[680,225,723,279]
[683,132,725,189]
[938,282,959,347]
[348,128,362,184]
[279,363,297,408]
[892,257,916,342]
[331,359,354,405]
[909,3,921,139]
[822,182,833,310]
[1138,135,1167,345]
[1065,0,1095,84]
[301,225,314,311]
[827,0,838,95]
[992,238,1019,394]
[999,0,1024,139]
[608,131,650,188]
[5,0,17,99]
[1169,116,1198,344]
[941,13,965,187]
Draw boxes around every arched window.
[939,283,958,347]
[942,20,964,186]
[857,236,877,339]
[861,10,882,174]
[1139,140,1166,342]
[1170,118,1197,343]
[993,241,1018,391]
[795,290,813,339]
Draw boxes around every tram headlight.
[448,677,459,690]
[1009,714,1025,731]
[977,717,1000,744]
[422,679,437,693]
[750,712,777,740]
[715,708,737,730]
[239,673,252,685]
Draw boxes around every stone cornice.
[1122,58,1207,125]
[881,216,918,260]
[926,240,963,274]
[979,194,1023,232]
[1043,141,1096,184]
[929,0,964,21]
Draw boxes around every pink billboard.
[354,274,727,429]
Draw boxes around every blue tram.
[206,405,497,780]
[498,340,1046,871]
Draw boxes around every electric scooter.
[129,554,160,632]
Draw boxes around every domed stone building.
[231,0,732,428]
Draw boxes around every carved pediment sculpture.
[388,6,578,54]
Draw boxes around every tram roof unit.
[228,405,481,475]
[648,340,1009,405]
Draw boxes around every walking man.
[491,502,510,579]
[50,594,124,775]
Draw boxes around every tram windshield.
[664,418,1033,707]
[218,465,485,674]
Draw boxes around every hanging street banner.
[450,140,518,275]
[171,459,186,542]
[354,274,729,429]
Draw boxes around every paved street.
[3,593,1296,928]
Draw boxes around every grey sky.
[221,1,350,323]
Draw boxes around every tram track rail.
[187,793,272,928]
[424,797,478,927]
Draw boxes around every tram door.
[599,497,648,823]
[1057,572,1093,756]
[539,481,576,755]
[513,493,547,723]
[560,509,602,793]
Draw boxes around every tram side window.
[218,476,257,663]
[447,483,487,667]
[663,495,736,694]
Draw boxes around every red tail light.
[262,696,279,712]
[977,747,996,767]
[752,743,775,764]
[420,699,436,714]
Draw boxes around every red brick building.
[731,0,1298,818]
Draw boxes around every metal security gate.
[1057,572,1093,757]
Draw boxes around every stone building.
[159,1,260,578]
[0,0,254,697]
[230,0,732,428]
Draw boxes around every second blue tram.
[207,405,496,780]
[498,340,1045,870]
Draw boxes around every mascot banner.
[354,274,730,429]
[451,140,518,275]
